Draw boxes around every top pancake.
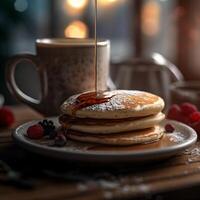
[61,90,165,119]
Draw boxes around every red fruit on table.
[189,111,200,123]
[27,124,44,139]
[167,104,181,120]
[180,103,197,115]
[0,106,15,127]
[176,113,191,125]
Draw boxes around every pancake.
[61,90,165,119]
[60,112,165,134]
[68,126,164,146]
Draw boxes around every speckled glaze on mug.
[6,38,110,116]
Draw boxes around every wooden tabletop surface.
[1,106,200,200]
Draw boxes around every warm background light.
[98,0,120,7]
[64,0,121,15]
[66,0,88,9]
[64,20,88,38]
[64,0,121,38]
[141,1,160,36]
[65,0,88,15]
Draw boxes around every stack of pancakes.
[59,90,165,146]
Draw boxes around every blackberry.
[49,130,57,139]
[38,120,56,136]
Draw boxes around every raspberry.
[189,111,200,123]
[0,106,15,127]
[180,103,197,115]
[27,124,44,139]
[167,104,181,120]
[165,124,175,133]
[176,114,190,125]
[54,134,67,147]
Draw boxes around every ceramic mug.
[6,38,110,116]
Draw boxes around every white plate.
[12,118,197,163]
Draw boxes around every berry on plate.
[0,107,15,127]
[38,120,56,135]
[165,124,175,133]
[27,124,44,139]
[54,134,67,147]
[49,130,57,139]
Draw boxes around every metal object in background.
[111,53,184,107]
[170,81,200,110]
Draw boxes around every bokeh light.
[142,0,160,36]
[66,0,88,9]
[65,0,88,15]
[98,0,120,7]
[64,21,88,38]
[14,0,28,12]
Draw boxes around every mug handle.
[6,54,46,112]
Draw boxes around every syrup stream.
[94,0,98,94]
[62,1,114,118]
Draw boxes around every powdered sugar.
[62,90,163,114]
[187,145,200,163]
[168,132,185,143]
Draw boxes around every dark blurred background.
[1,0,200,104]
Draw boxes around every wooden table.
[1,106,200,200]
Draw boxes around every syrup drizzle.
[94,0,98,93]
[71,91,114,115]
[63,91,109,128]
[70,1,113,116]
[61,1,113,126]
